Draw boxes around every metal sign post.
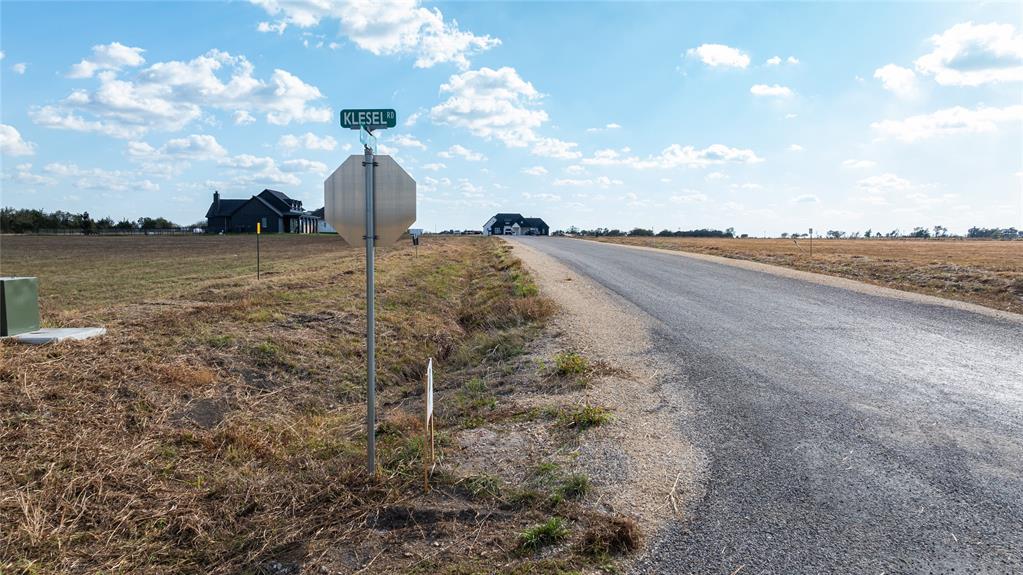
[363,141,377,476]
[256,222,261,279]
[325,109,416,478]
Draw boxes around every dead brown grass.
[591,237,1023,314]
[0,235,617,574]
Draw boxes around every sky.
[1,1,1021,235]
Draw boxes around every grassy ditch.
[0,235,634,574]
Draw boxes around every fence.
[20,227,205,236]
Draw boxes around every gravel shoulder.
[506,238,706,537]
[512,236,1023,574]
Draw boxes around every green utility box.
[1,277,41,336]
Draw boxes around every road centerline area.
[512,236,1023,573]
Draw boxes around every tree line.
[784,226,1021,239]
[556,225,1020,240]
[1,207,181,234]
[558,227,738,238]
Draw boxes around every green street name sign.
[340,109,397,130]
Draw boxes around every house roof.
[205,199,247,219]
[258,189,296,211]
[521,217,548,228]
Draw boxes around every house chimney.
[213,190,220,212]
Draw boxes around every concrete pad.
[12,327,107,345]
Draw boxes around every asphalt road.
[513,237,1023,574]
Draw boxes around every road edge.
[577,237,1023,324]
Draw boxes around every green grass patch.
[519,517,569,550]
[553,351,588,376]
[559,404,612,430]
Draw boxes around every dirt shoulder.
[589,236,1023,317]
[505,238,706,548]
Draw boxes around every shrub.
[580,516,642,556]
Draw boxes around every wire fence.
[21,227,206,236]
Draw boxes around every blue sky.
[1,1,1021,234]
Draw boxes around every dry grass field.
[0,235,634,574]
[590,237,1023,315]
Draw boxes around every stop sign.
[323,154,416,246]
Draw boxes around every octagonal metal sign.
[324,155,416,246]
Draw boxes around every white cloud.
[750,84,794,97]
[522,191,561,202]
[565,165,586,175]
[126,134,228,175]
[67,42,146,78]
[43,162,160,193]
[2,163,56,186]
[257,21,287,34]
[0,51,4,61]
[219,154,301,186]
[857,173,914,195]
[842,159,876,169]
[278,132,338,151]
[579,144,761,169]
[12,63,27,74]
[788,144,804,152]
[581,148,628,166]
[705,171,728,181]
[281,158,327,174]
[871,105,1023,142]
[787,56,799,65]
[438,144,486,161]
[586,122,622,132]
[392,133,427,150]
[635,144,763,169]
[766,56,781,66]
[251,0,500,70]
[234,110,256,125]
[421,162,446,171]
[669,191,708,204]
[791,193,819,204]
[430,66,548,147]
[914,21,1023,86]
[404,111,421,127]
[733,182,763,190]
[553,176,623,187]
[784,113,798,119]
[429,66,581,158]
[687,44,750,68]
[523,165,548,175]
[874,64,918,98]
[0,124,37,156]
[36,48,331,139]
[532,137,581,159]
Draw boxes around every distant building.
[205,189,320,233]
[311,207,336,233]
[482,213,549,236]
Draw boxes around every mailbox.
[1,277,41,336]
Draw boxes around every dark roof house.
[482,213,549,236]
[205,190,320,234]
